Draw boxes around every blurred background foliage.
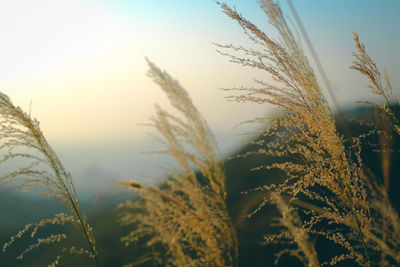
[1,104,399,266]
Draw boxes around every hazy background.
[0,0,399,196]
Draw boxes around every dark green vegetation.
[1,106,399,266]
[227,105,400,266]
[1,1,399,266]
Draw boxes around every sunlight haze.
[0,0,399,190]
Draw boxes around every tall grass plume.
[0,93,99,266]
[217,0,400,265]
[118,59,238,266]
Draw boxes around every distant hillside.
[224,104,400,266]
[1,105,400,266]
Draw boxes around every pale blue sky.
[1,0,399,143]
[0,0,399,191]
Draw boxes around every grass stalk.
[0,92,99,266]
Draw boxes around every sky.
[0,0,399,193]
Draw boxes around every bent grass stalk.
[1,1,399,266]
[352,32,400,135]
[291,197,400,263]
[218,0,400,265]
[268,192,320,267]
[0,93,99,266]
[118,59,238,266]
[31,117,99,267]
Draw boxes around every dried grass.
[217,0,400,265]
[118,59,238,266]
[0,1,398,266]
[0,93,99,266]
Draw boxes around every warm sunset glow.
[0,0,398,187]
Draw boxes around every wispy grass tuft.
[118,59,238,266]
[0,92,99,266]
[264,193,320,266]
[352,32,400,137]
[218,0,400,266]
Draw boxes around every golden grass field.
[0,1,399,266]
